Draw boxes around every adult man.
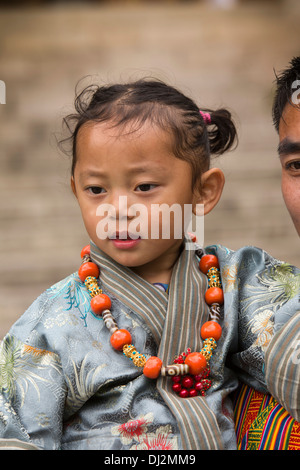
[233,58,300,450]
[273,56,300,236]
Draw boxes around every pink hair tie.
[200,110,211,124]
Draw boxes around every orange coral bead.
[199,255,219,274]
[184,352,207,375]
[205,287,224,305]
[110,329,132,351]
[81,244,91,258]
[78,262,99,282]
[90,294,112,316]
[201,320,222,341]
[143,356,163,379]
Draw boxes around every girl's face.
[71,121,200,282]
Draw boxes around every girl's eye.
[286,160,300,172]
[135,184,156,192]
[87,187,105,195]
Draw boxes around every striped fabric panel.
[265,311,300,422]
[258,404,294,450]
[234,383,299,450]
[234,383,273,447]
[156,245,223,449]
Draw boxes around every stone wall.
[0,0,299,337]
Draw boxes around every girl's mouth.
[109,231,141,249]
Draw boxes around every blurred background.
[0,0,299,338]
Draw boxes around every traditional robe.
[0,242,299,450]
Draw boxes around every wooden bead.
[102,310,118,333]
[209,303,221,322]
[143,356,163,379]
[161,364,189,376]
[78,262,99,282]
[201,321,222,341]
[199,255,219,274]
[90,294,112,316]
[184,352,207,375]
[204,287,224,305]
[110,329,132,351]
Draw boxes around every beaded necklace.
[78,244,223,398]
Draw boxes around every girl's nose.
[110,193,135,221]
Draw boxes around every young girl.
[0,79,299,451]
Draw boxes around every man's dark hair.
[273,56,300,132]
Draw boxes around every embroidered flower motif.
[0,335,61,406]
[221,264,238,292]
[250,310,274,352]
[130,425,178,450]
[243,263,300,317]
[111,412,154,445]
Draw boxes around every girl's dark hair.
[273,56,300,132]
[60,78,237,186]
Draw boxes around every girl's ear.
[71,176,77,198]
[193,168,225,215]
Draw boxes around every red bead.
[78,262,99,282]
[184,352,207,375]
[201,320,222,341]
[179,389,189,398]
[188,389,197,397]
[80,245,91,258]
[202,367,210,378]
[171,376,181,383]
[199,255,219,274]
[143,356,163,379]
[182,376,194,389]
[110,329,132,351]
[204,287,224,305]
[90,294,112,316]
[172,383,182,393]
[195,381,204,391]
[202,379,212,390]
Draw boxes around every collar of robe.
[90,239,224,449]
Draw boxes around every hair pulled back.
[60,78,237,186]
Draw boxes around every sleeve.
[208,245,300,394]
[0,333,67,450]
[265,310,300,421]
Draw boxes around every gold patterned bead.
[132,354,147,367]
[200,337,217,361]
[204,337,217,350]
[85,276,102,297]
[123,344,147,367]
[201,349,212,360]
[123,344,135,357]
[207,267,222,288]
[208,278,222,288]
